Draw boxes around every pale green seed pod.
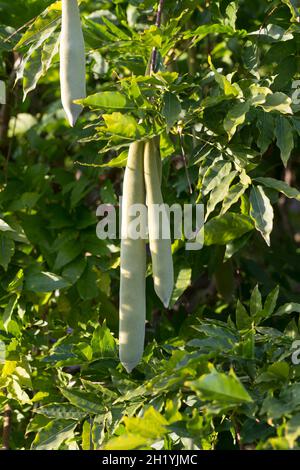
[60,0,86,126]
[119,141,146,373]
[144,138,174,308]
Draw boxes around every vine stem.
[179,130,192,195]
[150,0,165,73]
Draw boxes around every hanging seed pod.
[60,0,86,126]
[144,137,174,308]
[119,141,146,373]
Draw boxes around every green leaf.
[202,161,232,196]
[249,24,293,42]
[262,285,280,319]
[105,407,168,450]
[242,41,259,76]
[91,322,116,359]
[53,241,82,271]
[60,388,104,414]
[225,1,238,28]
[101,16,131,40]
[25,270,70,293]
[8,192,40,210]
[15,1,61,49]
[70,178,91,209]
[0,219,14,232]
[275,116,294,166]
[125,407,168,437]
[225,232,252,260]
[186,368,253,404]
[227,145,258,167]
[77,267,99,300]
[221,182,247,215]
[82,420,93,450]
[208,56,241,97]
[236,300,251,330]
[169,266,192,308]
[249,186,274,245]
[2,294,18,332]
[185,23,247,43]
[9,378,30,403]
[260,93,292,114]
[250,285,262,317]
[224,101,249,139]
[204,213,254,245]
[7,269,24,294]
[35,404,87,421]
[8,113,37,137]
[205,171,237,220]
[78,91,135,110]
[75,342,93,362]
[61,258,87,284]
[31,420,76,450]
[282,0,300,21]
[256,112,274,153]
[105,433,147,451]
[42,343,76,364]
[275,303,300,316]
[249,84,273,102]
[268,362,290,381]
[23,32,59,99]
[101,112,145,140]
[162,92,181,130]
[0,235,15,270]
[254,177,300,200]
[285,414,300,448]
[99,150,128,168]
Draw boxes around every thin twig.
[179,130,192,194]
[165,38,195,68]
[4,17,36,44]
[150,0,165,73]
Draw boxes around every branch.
[155,0,165,28]
[178,129,192,194]
[150,0,165,73]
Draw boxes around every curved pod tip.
[65,105,83,127]
[162,292,173,309]
[121,360,139,374]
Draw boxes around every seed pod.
[60,0,86,126]
[144,138,174,308]
[119,141,146,373]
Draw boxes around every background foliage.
[1,0,300,450]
